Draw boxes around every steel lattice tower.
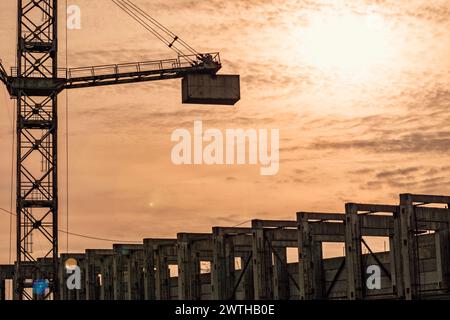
[14,0,59,300]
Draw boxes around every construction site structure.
[1,193,449,300]
[0,0,240,299]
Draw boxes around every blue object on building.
[33,279,49,296]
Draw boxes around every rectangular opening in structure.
[235,257,242,270]
[168,265,178,278]
[361,236,392,297]
[200,261,211,274]
[5,279,13,300]
[287,247,299,263]
[322,242,345,259]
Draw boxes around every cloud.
[311,131,450,154]
[375,167,420,179]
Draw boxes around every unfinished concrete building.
[1,193,449,300]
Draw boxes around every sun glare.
[297,10,396,78]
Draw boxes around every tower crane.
[0,0,240,300]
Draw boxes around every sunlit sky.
[0,0,449,262]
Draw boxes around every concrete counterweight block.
[182,74,240,105]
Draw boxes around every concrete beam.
[297,212,345,222]
[252,220,297,228]
[403,193,450,204]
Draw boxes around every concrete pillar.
[100,256,114,300]
[273,247,289,300]
[143,239,156,300]
[127,250,145,300]
[177,234,201,300]
[345,203,363,300]
[312,241,324,298]
[211,229,235,300]
[13,268,19,301]
[391,210,405,298]
[77,259,87,300]
[298,214,325,300]
[252,222,273,300]
[399,194,418,300]
[436,207,450,292]
[435,230,450,291]
[298,214,313,299]
[58,258,68,300]
[0,277,5,301]
[85,253,99,300]
[155,245,173,300]
[112,258,123,300]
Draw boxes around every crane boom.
[5,53,221,95]
[64,53,221,90]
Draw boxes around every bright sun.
[297,10,396,77]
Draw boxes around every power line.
[1,80,14,264]
[9,99,15,264]
[65,0,70,255]
[0,207,140,244]
[232,219,252,227]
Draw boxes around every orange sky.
[0,0,449,263]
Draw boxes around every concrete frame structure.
[177,233,213,300]
[143,238,178,300]
[59,253,86,300]
[297,212,345,299]
[344,204,400,300]
[211,227,254,300]
[251,220,299,300]
[0,265,14,300]
[85,249,113,300]
[112,244,144,300]
[399,194,450,299]
[1,193,449,300]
